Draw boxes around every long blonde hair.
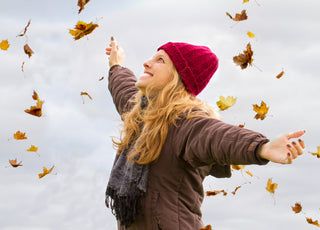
[112,69,220,165]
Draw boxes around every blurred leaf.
[233,43,253,69]
[226,10,248,21]
[69,21,98,40]
[0,39,10,51]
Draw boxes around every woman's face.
[136,49,175,94]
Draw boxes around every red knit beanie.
[157,42,219,96]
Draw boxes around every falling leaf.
[99,76,105,81]
[27,145,38,152]
[21,61,25,72]
[266,178,277,194]
[276,71,285,79]
[245,170,253,177]
[206,190,227,196]
[247,31,255,38]
[216,96,237,111]
[0,39,10,51]
[231,165,245,170]
[306,217,320,227]
[226,10,248,21]
[238,123,245,128]
[17,20,31,37]
[25,90,44,117]
[24,44,34,58]
[38,165,55,179]
[233,43,253,69]
[78,0,90,14]
[69,21,98,40]
[243,0,250,3]
[231,185,242,195]
[253,101,269,120]
[14,131,27,140]
[309,146,320,158]
[291,203,302,214]
[199,225,212,230]
[9,159,23,168]
[81,91,93,100]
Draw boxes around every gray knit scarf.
[105,96,149,228]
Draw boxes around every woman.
[105,37,305,230]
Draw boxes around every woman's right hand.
[106,36,125,68]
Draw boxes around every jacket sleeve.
[108,65,139,116]
[178,116,269,168]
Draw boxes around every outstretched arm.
[258,130,306,164]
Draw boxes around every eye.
[158,57,165,63]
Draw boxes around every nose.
[143,59,152,69]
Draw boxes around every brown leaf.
[306,217,320,227]
[9,158,23,167]
[17,20,31,37]
[69,21,98,40]
[291,203,302,214]
[276,70,285,79]
[24,44,34,58]
[226,10,248,21]
[206,190,227,196]
[78,0,90,14]
[233,43,253,69]
[98,76,105,81]
[231,165,245,170]
[231,185,242,195]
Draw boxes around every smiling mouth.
[144,71,153,77]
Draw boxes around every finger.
[286,152,293,164]
[292,141,304,155]
[287,144,298,159]
[286,130,306,140]
[298,139,305,148]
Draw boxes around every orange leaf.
[14,131,27,140]
[238,123,245,128]
[231,165,245,170]
[27,145,38,152]
[243,0,250,3]
[69,21,98,40]
[226,10,248,21]
[309,146,320,158]
[38,165,55,179]
[276,70,285,79]
[306,217,320,227]
[0,39,10,51]
[17,20,31,37]
[81,91,93,100]
[9,158,23,168]
[245,170,253,177]
[199,225,212,230]
[233,43,253,69]
[291,202,302,214]
[253,101,269,120]
[266,178,277,194]
[78,0,90,14]
[24,44,34,58]
[25,90,44,117]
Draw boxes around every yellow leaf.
[38,165,55,179]
[0,40,10,50]
[216,96,237,111]
[266,178,277,194]
[69,21,98,40]
[14,131,27,140]
[247,31,255,38]
[253,101,269,120]
[243,0,250,2]
[78,0,90,14]
[27,145,38,152]
[309,146,320,158]
[25,90,44,117]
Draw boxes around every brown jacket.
[108,65,269,230]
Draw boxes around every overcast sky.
[1,0,320,229]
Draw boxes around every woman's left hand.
[258,130,306,164]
